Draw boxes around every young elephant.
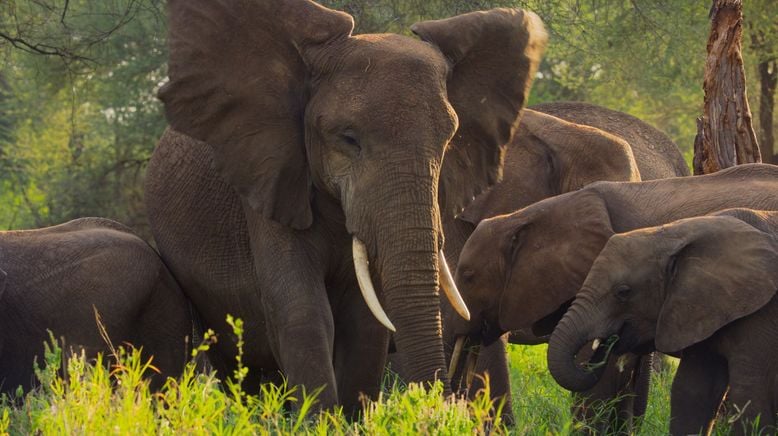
[0,218,192,393]
[548,209,778,435]
[449,163,778,431]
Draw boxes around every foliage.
[1,0,775,232]
[0,319,505,435]
[2,336,774,435]
[0,0,166,235]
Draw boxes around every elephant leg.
[632,353,654,419]
[669,348,728,436]
[245,211,338,409]
[468,335,515,427]
[260,285,337,409]
[134,266,193,391]
[727,368,774,435]
[572,353,641,435]
[728,386,772,436]
[333,281,390,418]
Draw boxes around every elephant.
[0,218,192,394]
[548,208,778,435]
[448,163,778,431]
[144,0,547,413]
[445,101,690,268]
[423,100,690,425]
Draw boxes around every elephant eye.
[339,130,361,152]
[614,284,632,301]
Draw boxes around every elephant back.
[530,101,690,180]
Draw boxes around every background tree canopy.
[0,0,775,234]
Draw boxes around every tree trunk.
[693,0,761,175]
[757,59,776,164]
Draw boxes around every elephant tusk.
[353,238,396,332]
[617,355,628,373]
[464,346,480,389]
[448,336,466,380]
[592,338,601,351]
[438,250,471,321]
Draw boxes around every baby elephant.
[0,218,192,393]
[548,209,778,435]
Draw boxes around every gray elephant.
[0,218,192,393]
[449,164,778,431]
[548,208,778,435]
[145,0,547,412]
[435,101,688,426]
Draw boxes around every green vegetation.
[0,324,766,435]
[1,0,776,232]
[0,323,506,435]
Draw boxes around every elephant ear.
[498,189,616,332]
[656,216,778,353]
[159,0,354,229]
[412,8,547,218]
[519,109,642,190]
[458,110,641,225]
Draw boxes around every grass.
[0,323,771,435]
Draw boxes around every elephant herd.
[1,1,776,434]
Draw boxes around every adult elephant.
[436,102,689,426]
[448,164,778,430]
[549,209,778,435]
[145,0,547,413]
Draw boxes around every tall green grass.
[0,323,771,435]
[0,322,503,435]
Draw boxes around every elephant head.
[458,109,641,224]
[547,213,778,392]
[445,189,614,378]
[158,0,546,386]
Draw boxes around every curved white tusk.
[353,238,396,332]
[592,338,601,351]
[438,250,471,321]
[447,336,466,380]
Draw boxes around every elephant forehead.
[346,34,449,80]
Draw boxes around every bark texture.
[693,0,761,175]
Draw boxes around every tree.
[0,0,166,234]
[693,0,761,175]
[746,0,778,164]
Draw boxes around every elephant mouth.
[531,299,573,338]
[583,322,653,373]
[611,322,654,355]
[581,334,621,373]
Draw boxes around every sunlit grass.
[0,325,771,435]
[507,344,678,435]
[0,321,504,435]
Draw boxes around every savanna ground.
[0,318,766,435]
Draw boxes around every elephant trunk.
[344,162,451,390]
[547,293,608,392]
[377,223,448,388]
